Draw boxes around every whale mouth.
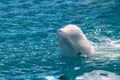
[62,36,74,50]
[58,30,75,50]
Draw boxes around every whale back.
[58,24,94,57]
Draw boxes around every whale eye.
[78,52,82,55]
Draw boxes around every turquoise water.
[0,0,120,80]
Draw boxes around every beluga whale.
[58,24,95,57]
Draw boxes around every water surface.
[0,0,120,80]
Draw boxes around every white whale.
[58,24,95,57]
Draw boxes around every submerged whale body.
[58,24,95,57]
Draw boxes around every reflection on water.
[76,70,120,80]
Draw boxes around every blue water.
[0,0,120,80]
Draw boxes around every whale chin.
[58,24,95,57]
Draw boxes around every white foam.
[94,37,120,54]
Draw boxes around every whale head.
[58,24,94,57]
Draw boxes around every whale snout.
[57,29,67,37]
[58,29,63,34]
